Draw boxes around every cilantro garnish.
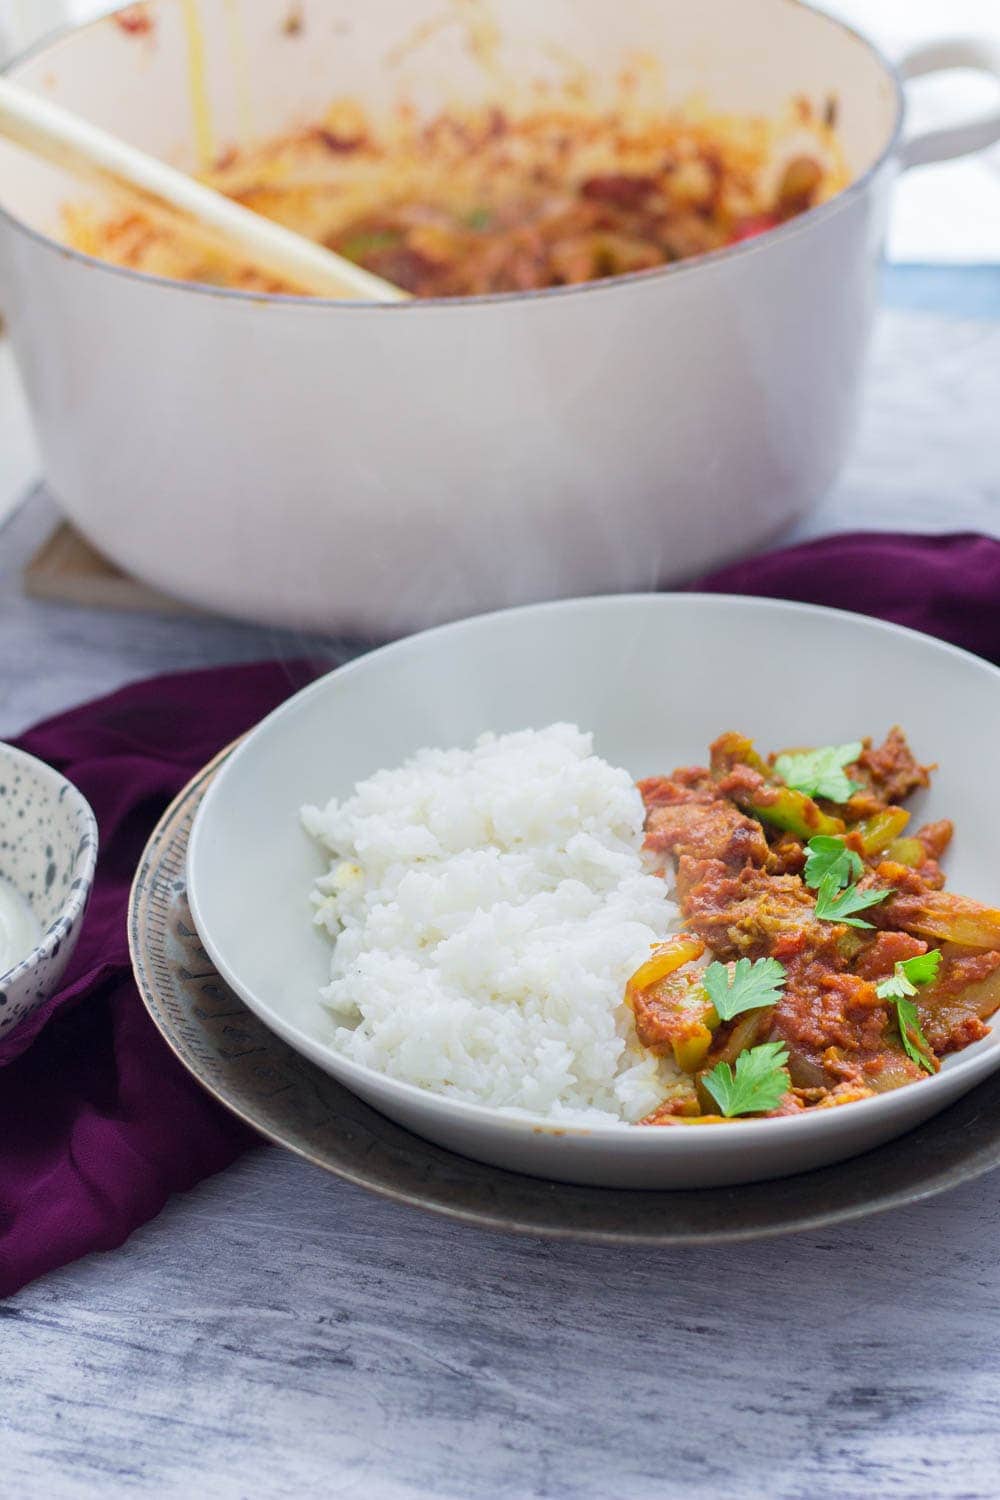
[814,872,893,929]
[905,950,944,986]
[875,950,943,1000]
[774,742,863,803]
[339,229,402,262]
[894,996,937,1075]
[702,1042,791,1117]
[875,951,941,1075]
[703,957,787,1021]
[804,835,863,893]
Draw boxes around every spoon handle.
[0,76,408,302]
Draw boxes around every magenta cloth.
[695,531,1000,658]
[0,658,321,1297]
[3,531,1000,1296]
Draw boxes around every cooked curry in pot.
[66,96,844,297]
[628,729,1000,1124]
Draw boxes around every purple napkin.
[0,659,320,1296]
[3,531,1000,1296]
[696,531,1000,657]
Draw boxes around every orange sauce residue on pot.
[181,0,215,171]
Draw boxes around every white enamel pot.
[1,1,999,636]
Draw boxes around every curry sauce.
[627,730,1000,1123]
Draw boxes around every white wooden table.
[2,296,1000,1497]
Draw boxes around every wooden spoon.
[0,76,408,302]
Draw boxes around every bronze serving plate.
[128,748,1000,1244]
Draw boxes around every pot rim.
[0,0,904,312]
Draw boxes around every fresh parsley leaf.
[804,835,863,893]
[773,742,863,802]
[702,1042,791,1117]
[702,957,787,1021]
[339,229,402,262]
[874,954,940,1074]
[899,949,942,987]
[876,970,915,1001]
[895,995,937,1074]
[813,872,893,929]
[876,950,943,1001]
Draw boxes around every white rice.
[301,724,682,1123]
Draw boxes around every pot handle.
[898,39,1000,169]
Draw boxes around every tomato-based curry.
[627,730,1000,1124]
[65,98,844,297]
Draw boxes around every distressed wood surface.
[2,308,1000,1498]
[4,1146,1000,1500]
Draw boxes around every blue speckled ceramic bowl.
[0,744,98,1040]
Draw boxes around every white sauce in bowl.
[0,878,42,977]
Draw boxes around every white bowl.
[187,594,1000,1187]
[0,742,98,1038]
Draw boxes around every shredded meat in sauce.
[628,728,1000,1125]
[64,100,842,297]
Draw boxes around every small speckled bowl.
[0,744,99,1040]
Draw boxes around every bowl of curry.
[182,592,1000,1188]
[630,728,1000,1126]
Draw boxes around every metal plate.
[129,748,1000,1245]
